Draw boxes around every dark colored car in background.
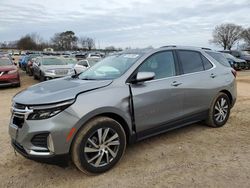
[20,54,40,71]
[0,57,20,87]
[222,53,247,70]
[222,50,250,69]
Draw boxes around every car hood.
[0,65,16,71]
[13,78,112,105]
[42,64,73,70]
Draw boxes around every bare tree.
[210,23,243,50]
[79,37,95,50]
[242,28,250,47]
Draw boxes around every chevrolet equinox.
[9,46,237,174]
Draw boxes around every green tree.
[51,31,78,50]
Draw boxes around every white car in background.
[74,58,101,74]
[74,60,89,74]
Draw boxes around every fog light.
[47,134,55,153]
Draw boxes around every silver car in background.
[9,46,236,175]
[32,56,74,81]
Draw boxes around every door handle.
[171,81,182,87]
[210,73,216,78]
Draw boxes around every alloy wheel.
[214,97,229,123]
[84,128,120,168]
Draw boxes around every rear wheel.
[71,117,126,175]
[206,92,231,127]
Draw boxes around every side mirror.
[133,72,155,83]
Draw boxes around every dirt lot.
[0,70,250,188]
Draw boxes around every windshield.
[42,58,67,65]
[0,58,12,66]
[206,51,231,67]
[241,51,250,56]
[79,53,141,80]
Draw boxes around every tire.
[29,69,33,76]
[33,73,38,80]
[14,83,20,87]
[206,92,231,128]
[71,117,126,175]
[39,72,45,82]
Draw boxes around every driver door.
[130,51,184,134]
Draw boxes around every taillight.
[231,69,237,78]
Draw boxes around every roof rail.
[201,47,211,50]
[160,45,177,48]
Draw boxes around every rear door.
[176,50,216,116]
[130,50,184,133]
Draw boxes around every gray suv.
[9,46,237,174]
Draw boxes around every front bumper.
[11,139,70,166]
[9,107,80,158]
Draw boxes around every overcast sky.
[0,0,250,49]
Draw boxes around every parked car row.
[18,52,103,82]
[220,50,250,70]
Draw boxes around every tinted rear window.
[178,51,204,74]
[206,51,231,67]
[201,55,213,70]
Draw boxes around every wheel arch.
[219,89,233,106]
[69,110,134,155]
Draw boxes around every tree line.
[210,23,250,50]
[0,31,104,51]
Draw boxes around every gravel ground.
[0,70,250,188]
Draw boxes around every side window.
[231,51,239,57]
[79,60,88,67]
[137,51,176,79]
[201,55,213,70]
[178,50,204,74]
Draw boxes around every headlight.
[8,69,17,74]
[27,99,75,120]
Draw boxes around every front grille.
[13,115,25,128]
[55,69,69,75]
[0,81,9,84]
[11,103,27,128]
[31,133,49,148]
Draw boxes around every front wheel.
[71,117,126,175]
[206,92,231,127]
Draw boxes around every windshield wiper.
[81,77,97,80]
